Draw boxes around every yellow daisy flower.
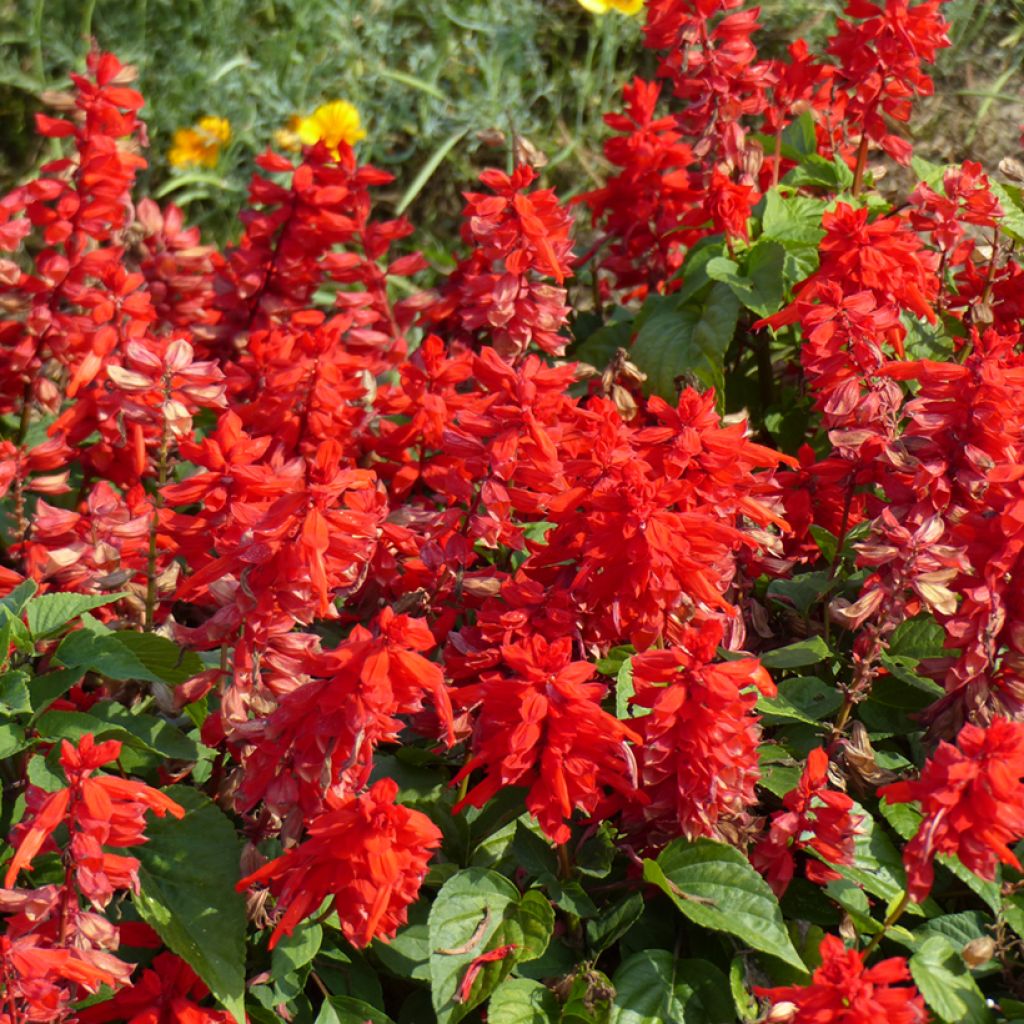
[297,100,366,158]
[576,0,645,13]
[168,116,231,169]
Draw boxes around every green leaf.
[27,668,84,717]
[0,670,31,716]
[1,579,37,615]
[989,182,1024,244]
[487,978,559,1024]
[611,951,734,1024]
[831,804,918,910]
[371,900,431,982]
[315,996,396,1024]
[766,572,836,616]
[56,628,202,686]
[644,838,806,971]
[757,676,843,725]
[0,721,26,757]
[761,191,827,248]
[35,703,198,761]
[630,284,740,408]
[784,154,854,191]
[705,241,785,317]
[428,869,551,1024]
[909,935,994,1024]
[25,592,125,639]
[132,787,246,1024]
[759,636,831,670]
[888,615,947,661]
[271,922,322,981]
[729,956,759,1022]
[586,892,645,956]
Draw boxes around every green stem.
[864,892,911,957]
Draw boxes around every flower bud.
[961,936,996,967]
[765,1001,798,1023]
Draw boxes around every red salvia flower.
[6,735,184,907]
[755,933,928,1024]
[752,747,861,896]
[879,716,1024,902]
[236,778,441,948]
[77,951,235,1024]
[452,635,643,844]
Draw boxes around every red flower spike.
[236,778,441,949]
[755,933,928,1024]
[752,747,861,897]
[879,717,1024,902]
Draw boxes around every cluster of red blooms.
[5,0,1024,1016]
[0,735,186,1022]
[580,0,950,300]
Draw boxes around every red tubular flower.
[236,778,441,948]
[755,933,927,1024]
[752,748,861,896]
[234,607,454,824]
[5,735,184,907]
[428,165,575,359]
[452,635,642,844]
[879,717,1024,902]
[627,620,774,844]
[828,0,950,164]
[76,951,235,1024]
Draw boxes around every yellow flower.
[576,0,645,13]
[168,116,231,169]
[297,100,366,158]
[273,114,304,153]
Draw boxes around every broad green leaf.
[428,868,552,1024]
[316,996,396,1024]
[785,153,854,191]
[909,935,993,1024]
[133,787,246,1024]
[759,636,831,670]
[611,951,734,1024]
[1,579,37,615]
[36,703,198,761]
[371,900,431,982]
[488,978,559,1024]
[766,572,836,616]
[990,182,1024,244]
[831,804,924,912]
[25,592,125,638]
[28,668,84,717]
[644,838,806,971]
[630,284,739,408]
[705,241,785,317]
[56,628,202,686]
[729,956,759,1023]
[757,676,842,725]
[910,155,948,191]
[937,854,1002,915]
[0,670,31,716]
[586,893,645,956]
[761,190,826,248]
[271,922,322,981]
[913,912,991,953]
[0,721,26,757]
[888,615,947,660]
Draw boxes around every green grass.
[2,0,1023,246]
